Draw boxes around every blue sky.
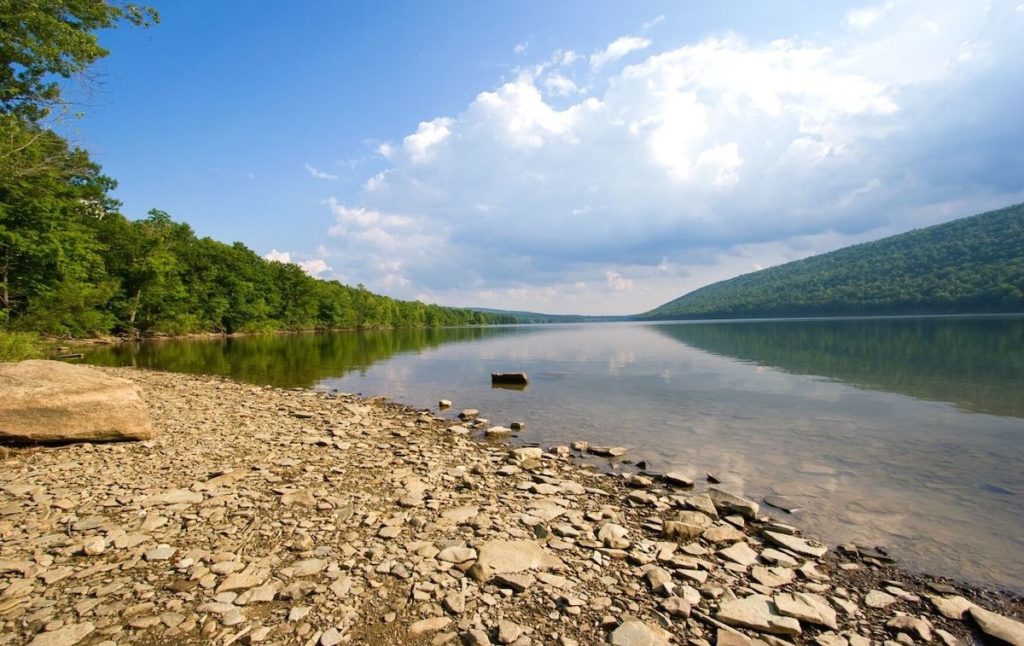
[71,1,1024,314]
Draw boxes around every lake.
[83,316,1024,591]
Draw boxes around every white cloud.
[305,1,1023,314]
[304,163,338,181]
[514,41,529,55]
[297,259,331,277]
[845,2,894,30]
[642,15,665,31]
[590,35,651,70]
[402,117,454,163]
[325,198,411,236]
[551,49,579,66]
[263,250,332,278]
[542,72,580,96]
[263,249,291,263]
[605,270,634,292]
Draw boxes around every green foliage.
[0,330,44,361]
[643,204,1024,320]
[0,0,158,121]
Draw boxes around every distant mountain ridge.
[642,203,1024,320]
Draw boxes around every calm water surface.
[85,317,1024,591]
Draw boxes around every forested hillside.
[643,203,1024,320]
[0,3,503,340]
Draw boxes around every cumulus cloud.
[263,250,332,278]
[605,270,634,292]
[845,2,895,30]
[402,117,454,163]
[590,35,651,70]
[304,163,338,181]
[514,41,529,55]
[297,259,332,277]
[542,72,580,96]
[304,1,1024,314]
[263,249,291,263]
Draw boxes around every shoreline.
[44,309,1024,351]
[1,367,1021,645]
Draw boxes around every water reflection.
[84,326,537,387]
[651,316,1024,417]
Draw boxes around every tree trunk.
[128,287,142,324]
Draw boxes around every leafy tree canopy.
[642,203,1024,320]
[0,0,158,121]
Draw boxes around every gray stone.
[716,595,802,636]
[493,572,534,593]
[660,596,691,618]
[409,616,452,635]
[497,620,523,644]
[703,524,745,544]
[598,523,630,549]
[760,548,799,568]
[472,540,563,575]
[927,594,972,620]
[218,572,265,593]
[763,530,828,558]
[290,558,327,577]
[664,511,713,540]
[143,545,176,561]
[438,546,477,564]
[462,629,492,645]
[708,488,760,519]
[609,618,671,645]
[717,628,770,646]
[589,446,628,457]
[663,472,694,488]
[751,565,794,588]
[645,567,674,595]
[28,623,95,646]
[443,591,465,614]
[486,426,513,438]
[320,628,344,646]
[774,592,838,629]
[969,605,1024,646]
[146,489,203,505]
[864,590,898,609]
[718,541,759,567]
[886,616,933,642]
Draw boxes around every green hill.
[642,203,1024,320]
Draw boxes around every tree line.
[643,203,1024,320]
[0,2,510,339]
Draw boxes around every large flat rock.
[969,605,1024,646]
[0,360,154,443]
[471,540,563,575]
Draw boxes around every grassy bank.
[0,331,44,361]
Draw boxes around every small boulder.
[491,372,528,385]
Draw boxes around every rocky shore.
[1,368,1021,646]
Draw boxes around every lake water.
[83,316,1024,591]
